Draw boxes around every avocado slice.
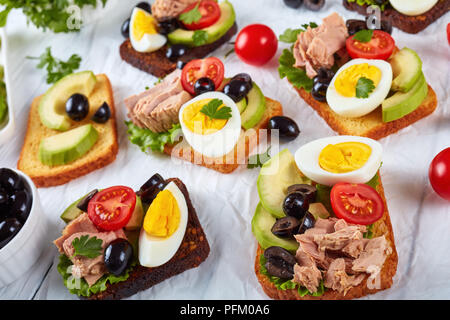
[125,196,144,230]
[251,203,299,253]
[168,1,235,47]
[390,47,423,93]
[382,72,428,123]
[60,196,85,223]
[241,82,266,130]
[257,149,310,218]
[39,71,97,131]
[39,124,99,166]
[236,97,247,114]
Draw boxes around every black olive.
[223,79,251,102]
[346,19,367,36]
[283,192,309,219]
[121,18,130,38]
[271,216,300,238]
[264,246,296,279]
[311,81,328,102]
[166,44,187,61]
[316,67,334,84]
[264,246,297,266]
[304,0,325,11]
[136,2,152,13]
[298,212,316,234]
[0,168,24,192]
[104,239,134,276]
[92,102,111,124]
[287,184,317,203]
[380,20,392,35]
[158,19,179,35]
[8,190,32,223]
[0,218,22,249]
[283,0,303,9]
[231,73,253,89]
[76,189,98,212]
[66,93,89,121]
[268,116,300,141]
[194,77,216,96]
[138,174,166,205]
[0,188,7,205]
[176,60,186,70]
[139,173,164,193]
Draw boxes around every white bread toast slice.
[17,74,118,188]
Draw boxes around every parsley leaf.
[193,30,209,46]
[200,99,232,120]
[278,49,314,92]
[27,47,81,84]
[72,235,103,259]
[179,3,202,24]
[279,22,318,43]
[355,77,375,98]
[353,29,373,43]
[247,147,271,169]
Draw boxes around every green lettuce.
[347,0,388,11]
[278,49,314,92]
[125,122,181,153]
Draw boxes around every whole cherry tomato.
[234,24,278,66]
[429,147,450,201]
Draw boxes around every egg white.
[326,59,392,118]
[130,8,167,53]
[179,92,242,158]
[294,136,382,187]
[138,182,188,268]
[389,0,438,16]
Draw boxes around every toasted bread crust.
[119,24,238,78]
[17,74,118,188]
[163,97,283,174]
[294,85,437,140]
[343,0,450,34]
[255,175,398,300]
[86,178,210,300]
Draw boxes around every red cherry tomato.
[181,57,224,95]
[447,23,450,45]
[429,147,450,201]
[346,30,395,60]
[234,24,278,66]
[87,186,136,231]
[180,0,221,30]
[330,183,384,225]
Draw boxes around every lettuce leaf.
[125,122,181,153]
[278,49,314,92]
[347,0,388,11]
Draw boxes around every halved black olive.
[92,102,111,124]
[287,184,317,203]
[76,189,98,212]
[264,246,296,279]
[138,174,166,205]
[264,246,297,266]
[298,212,316,234]
[346,19,367,36]
[303,0,325,11]
[271,216,300,238]
[283,191,310,219]
[139,173,164,193]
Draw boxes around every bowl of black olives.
[0,168,48,287]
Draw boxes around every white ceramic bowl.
[0,28,15,145]
[0,169,48,287]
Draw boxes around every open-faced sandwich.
[343,0,450,34]
[252,136,398,299]
[120,0,237,78]
[53,173,209,299]
[17,71,118,188]
[278,12,438,140]
[125,57,286,173]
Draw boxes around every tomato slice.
[330,183,384,225]
[181,57,224,95]
[87,186,136,231]
[180,0,221,30]
[346,30,395,60]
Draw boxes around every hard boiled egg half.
[130,7,167,53]
[326,59,392,118]
[295,136,382,186]
[179,92,242,158]
[139,182,188,267]
[389,0,438,16]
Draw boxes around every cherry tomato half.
[330,183,384,225]
[181,57,224,95]
[235,24,278,66]
[181,0,221,30]
[88,186,136,231]
[346,30,395,60]
[429,147,450,201]
[447,23,450,45]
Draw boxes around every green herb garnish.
[193,30,209,46]
[279,22,318,43]
[278,49,314,92]
[355,77,375,98]
[353,29,374,43]
[200,99,232,120]
[179,3,202,24]
[71,235,103,259]
[248,147,271,169]
[27,47,81,84]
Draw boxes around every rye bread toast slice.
[86,178,210,300]
[120,24,238,78]
[255,174,398,300]
[163,97,283,174]
[17,74,118,188]
[343,0,450,34]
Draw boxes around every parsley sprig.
[193,30,209,46]
[27,47,81,84]
[247,147,271,169]
[179,2,202,24]
[200,99,232,120]
[353,29,373,43]
[279,22,318,43]
[355,77,375,98]
[71,235,103,259]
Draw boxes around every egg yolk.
[132,10,157,41]
[143,189,180,238]
[182,99,228,135]
[319,142,372,173]
[335,63,382,97]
